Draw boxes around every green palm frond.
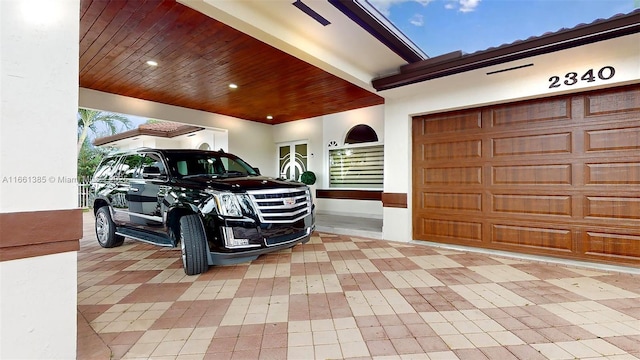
[77,108,132,136]
[77,108,133,156]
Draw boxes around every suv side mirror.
[142,166,165,179]
[252,167,261,175]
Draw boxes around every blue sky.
[369,0,638,57]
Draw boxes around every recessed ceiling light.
[266,115,273,120]
[229,83,238,89]
[146,60,158,66]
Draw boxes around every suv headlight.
[206,190,242,217]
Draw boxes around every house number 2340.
[548,66,615,88]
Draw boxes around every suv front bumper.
[208,224,314,265]
[204,210,315,265]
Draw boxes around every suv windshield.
[166,153,258,179]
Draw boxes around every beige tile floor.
[77,212,640,359]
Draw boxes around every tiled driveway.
[77,213,640,359]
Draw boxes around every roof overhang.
[179,0,415,91]
[372,10,640,91]
[94,124,204,146]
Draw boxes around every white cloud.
[443,0,480,12]
[409,13,424,26]
[459,0,481,12]
[368,0,435,16]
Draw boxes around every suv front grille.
[247,188,311,223]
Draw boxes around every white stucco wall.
[273,105,385,217]
[178,129,228,151]
[272,116,323,180]
[322,105,384,148]
[321,105,385,216]
[0,0,79,358]
[103,129,229,153]
[1,253,78,359]
[381,34,640,242]
[80,89,276,177]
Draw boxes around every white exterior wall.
[80,89,275,176]
[0,0,79,358]
[381,34,640,242]
[322,105,384,150]
[103,129,229,153]
[272,116,323,185]
[274,105,385,217]
[177,129,228,151]
[321,105,384,217]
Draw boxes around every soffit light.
[229,83,238,89]
[146,60,158,66]
[266,115,273,120]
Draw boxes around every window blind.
[329,145,383,189]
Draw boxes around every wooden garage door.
[412,84,640,266]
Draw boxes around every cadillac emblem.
[284,197,296,206]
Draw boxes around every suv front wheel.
[179,214,209,275]
[95,206,124,248]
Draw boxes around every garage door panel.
[585,87,640,117]
[583,231,640,261]
[492,194,572,217]
[421,139,482,160]
[492,132,572,157]
[585,126,640,152]
[418,111,482,134]
[491,98,571,128]
[491,164,572,185]
[585,196,640,221]
[419,218,483,243]
[413,84,640,266]
[421,192,483,212]
[585,162,640,185]
[491,224,573,252]
[422,166,483,185]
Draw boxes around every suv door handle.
[130,188,139,192]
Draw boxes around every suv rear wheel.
[179,214,209,275]
[95,206,124,248]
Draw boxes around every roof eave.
[329,0,427,63]
[372,10,640,91]
[93,126,204,146]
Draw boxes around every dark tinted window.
[345,124,378,144]
[167,153,258,178]
[114,154,144,179]
[140,153,167,178]
[92,156,119,181]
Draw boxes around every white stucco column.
[0,0,80,358]
[382,102,412,242]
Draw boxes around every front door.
[278,142,308,181]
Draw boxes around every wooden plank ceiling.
[80,0,384,124]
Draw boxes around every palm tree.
[77,108,132,155]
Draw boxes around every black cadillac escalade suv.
[90,148,315,275]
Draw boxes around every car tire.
[179,214,209,275]
[95,206,124,248]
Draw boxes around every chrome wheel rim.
[96,212,108,244]
[180,229,187,268]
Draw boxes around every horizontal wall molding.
[0,209,82,262]
[382,193,408,208]
[316,189,382,201]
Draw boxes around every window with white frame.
[329,124,383,189]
